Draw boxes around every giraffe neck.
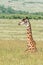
[26,24,33,40]
[26,22,37,52]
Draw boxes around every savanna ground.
[0,19,43,65]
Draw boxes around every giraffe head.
[18,17,29,26]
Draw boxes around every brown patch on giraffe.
[27,32,32,34]
[27,31,30,34]
[27,32,30,34]
[27,29,32,33]
[27,27,31,30]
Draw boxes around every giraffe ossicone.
[18,17,37,52]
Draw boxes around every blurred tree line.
[0,5,43,19]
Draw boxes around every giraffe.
[18,17,37,52]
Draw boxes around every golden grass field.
[0,19,43,65]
